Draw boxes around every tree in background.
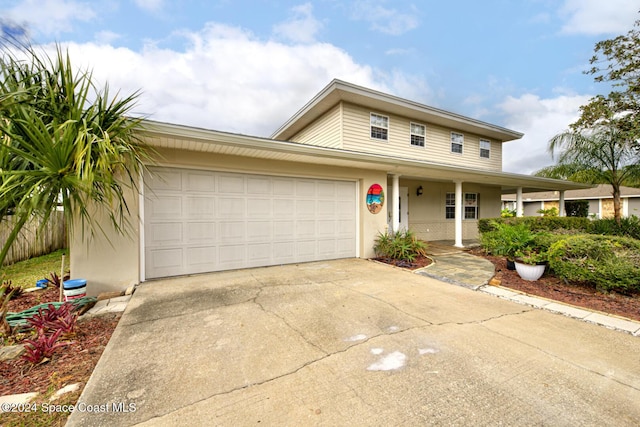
[536,15,640,224]
[0,41,150,266]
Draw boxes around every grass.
[0,249,69,288]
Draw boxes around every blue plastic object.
[36,279,48,288]
[63,279,87,290]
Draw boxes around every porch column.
[392,174,400,233]
[454,180,463,248]
[516,187,524,217]
[559,190,566,217]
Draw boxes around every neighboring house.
[70,79,589,294]
[502,184,640,218]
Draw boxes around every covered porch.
[386,169,592,248]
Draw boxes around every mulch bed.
[468,249,640,322]
[1,287,121,398]
[372,256,432,270]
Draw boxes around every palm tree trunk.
[612,184,622,225]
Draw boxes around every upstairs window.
[410,123,426,147]
[451,132,464,154]
[480,139,491,159]
[370,113,389,140]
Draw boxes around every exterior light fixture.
[417,185,423,196]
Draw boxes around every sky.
[0,0,638,174]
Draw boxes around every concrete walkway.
[66,259,640,426]
[420,241,640,336]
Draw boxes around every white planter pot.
[514,262,546,281]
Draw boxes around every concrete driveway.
[68,259,640,426]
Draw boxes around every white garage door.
[144,167,357,279]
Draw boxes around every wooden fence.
[0,211,67,266]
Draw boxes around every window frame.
[445,192,455,219]
[464,193,478,219]
[479,139,491,159]
[445,192,479,220]
[410,122,426,148]
[370,113,389,141]
[451,132,464,154]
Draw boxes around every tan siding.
[396,179,501,241]
[289,103,342,148]
[342,103,503,171]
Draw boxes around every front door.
[388,186,409,232]
[399,186,409,231]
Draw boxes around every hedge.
[478,217,592,234]
[547,234,640,293]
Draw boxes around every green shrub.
[590,216,640,240]
[480,221,535,259]
[374,229,428,262]
[548,234,640,293]
[478,216,591,234]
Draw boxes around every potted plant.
[483,221,535,270]
[514,247,547,281]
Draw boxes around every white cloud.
[272,3,323,44]
[499,93,592,174]
[2,0,95,36]
[44,22,389,136]
[134,0,165,13]
[94,30,122,45]
[560,0,638,35]
[351,0,420,36]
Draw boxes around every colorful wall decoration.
[366,184,384,214]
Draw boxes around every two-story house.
[71,79,589,294]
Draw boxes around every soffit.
[140,120,590,194]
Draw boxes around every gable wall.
[341,103,503,171]
[288,103,343,148]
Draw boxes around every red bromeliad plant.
[21,329,72,365]
[26,303,77,338]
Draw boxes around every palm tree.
[0,43,151,266]
[536,125,640,223]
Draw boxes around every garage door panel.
[145,167,356,279]
[317,181,336,197]
[296,180,316,196]
[147,196,182,219]
[186,246,217,269]
[247,243,271,264]
[218,245,247,268]
[247,177,271,194]
[318,239,337,256]
[185,172,215,192]
[185,196,215,218]
[146,170,182,191]
[147,248,184,274]
[147,223,183,246]
[218,198,245,217]
[296,220,316,238]
[273,179,295,195]
[318,220,336,236]
[247,221,271,241]
[273,242,295,262]
[186,222,216,242]
[247,199,272,217]
[274,199,294,216]
[218,221,245,242]
[218,175,245,193]
[296,200,316,216]
[274,221,295,239]
[296,240,316,258]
